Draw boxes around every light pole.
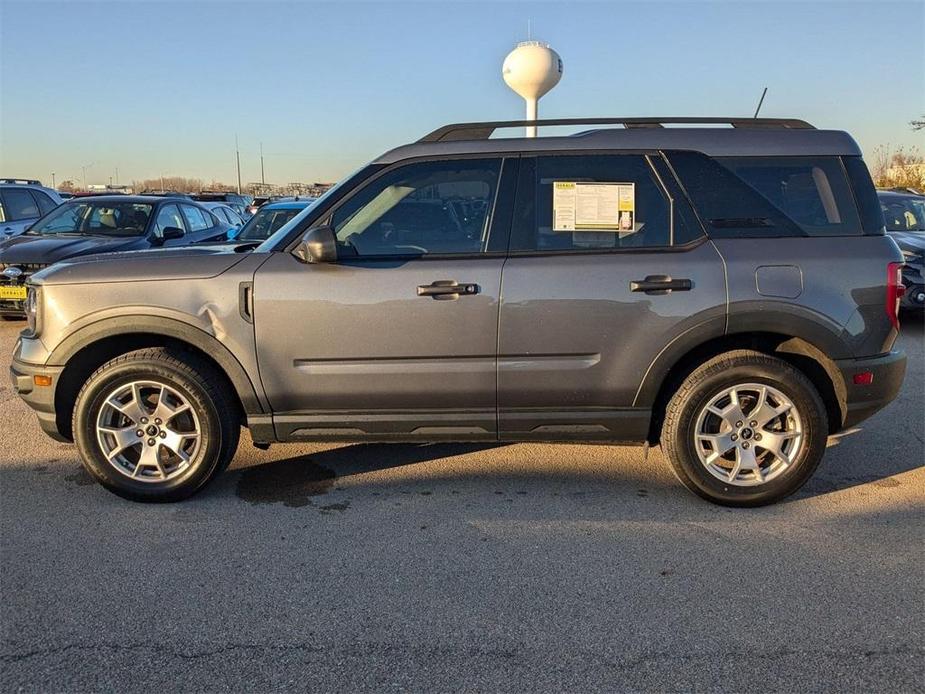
[81,162,94,191]
[51,172,56,189]
[235,135,242,194]
[260,142,265,185]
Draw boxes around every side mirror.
[294,225,337,263]
[152,226,184,245]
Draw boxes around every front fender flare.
[47,315,265,414]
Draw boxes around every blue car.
[228,198,315,241]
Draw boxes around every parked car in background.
[10,117,906,506]
[879,188,925,308]
[0,195,231,317]
[0,179,63,238]
[199,202,245,232]
[139,190,193,199]
[229,198,315,241]
[193,192,249,219]
[57,192,76,200]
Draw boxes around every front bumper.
[835,350,907,429]
[10,356,67,442]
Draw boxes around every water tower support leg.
[526,98,538,138]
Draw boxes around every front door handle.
[417,280,480,300]
[630,275,693,295]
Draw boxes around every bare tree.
[871,145,925,189]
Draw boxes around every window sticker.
[553,181,635,232]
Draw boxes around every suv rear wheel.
[661,350,828,507]
[72,348,239,502]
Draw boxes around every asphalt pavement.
[1,316,922,692]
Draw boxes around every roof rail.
[419,117,815,143]
[0,178,43,186]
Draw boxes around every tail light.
[886,262,905,330]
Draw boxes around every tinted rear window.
[668,152,871,238]
[717,156,861,236]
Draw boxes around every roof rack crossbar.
[0,178,43,185]
[419,117,815,142]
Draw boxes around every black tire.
[72,347,240,502]
[661,350,827,507]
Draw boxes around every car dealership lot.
[1,317,922,692]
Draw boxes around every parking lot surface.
[1,317,922,692]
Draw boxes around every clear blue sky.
[1,0,922,188]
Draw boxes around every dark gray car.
[10,117,907,506]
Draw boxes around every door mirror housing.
[294,225,337,263]
[152,226,184,245]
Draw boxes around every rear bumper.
[9,356,67,442]
[836,350,907,429]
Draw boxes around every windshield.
[882,197,925,232]
[237,207,305,241]
[29,201,153,237]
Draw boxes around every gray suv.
[10,117,907,506]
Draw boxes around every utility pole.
[235,134,242,194]
[115,167,119,185]
[260,142,265,185]
[51,172,56,189]
[81,162,93,191]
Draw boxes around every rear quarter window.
[717,156,862,236]
[667,152,869,238]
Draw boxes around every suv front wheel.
[661,350,828,507]
[72,348,240,502]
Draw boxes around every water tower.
[502,40,563,137]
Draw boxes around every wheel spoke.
[151,385,191,425]
[99,425,140,459]
[758,431,797,466]
[108,384,148,425]
[726,458,742,482]
[698,432,736,459]
[737,445,763,482]
[753,398,792,429]
[134,443,166,478]
[160,428,198,459]
[722,389,748,428]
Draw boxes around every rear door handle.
[417,280,480,300]
[630,275,692,294]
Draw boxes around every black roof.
[375,117,862,164]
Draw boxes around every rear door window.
[1,189,40,220]
[154,204,186,235]
[510,154,696,251]
[716,156,862,236]
[181,204,210,232]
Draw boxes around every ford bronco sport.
[10,117,907,506]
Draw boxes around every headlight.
[24,286,40,335]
